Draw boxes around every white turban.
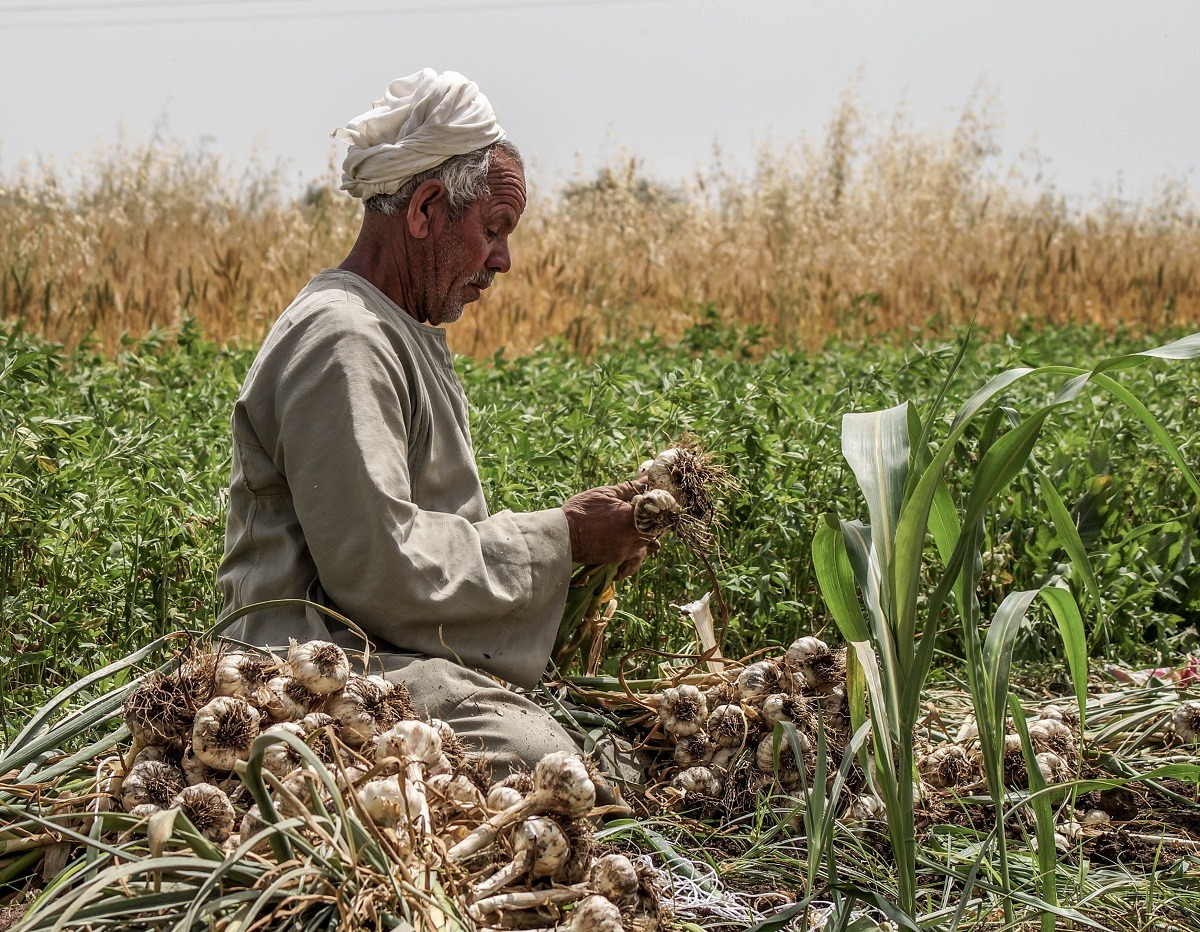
[333,69,506,200]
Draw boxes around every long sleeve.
[218,272,572,688]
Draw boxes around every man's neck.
[338,218,428,322]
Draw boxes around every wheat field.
[3,94,1198,356]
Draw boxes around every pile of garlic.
[654,635,851,818]
[115,641,664,931]
[649,636,1090,828]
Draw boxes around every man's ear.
[406,179,446,239]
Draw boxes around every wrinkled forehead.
[484,150,527,216]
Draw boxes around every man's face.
[426,151,527,325]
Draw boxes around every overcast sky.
[1,0,1197,203]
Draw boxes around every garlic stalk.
[447,751,595,863]
[374,720,442,832]
[471,816,570,899]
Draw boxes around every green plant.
[814,332,1200,920]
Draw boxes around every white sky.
[1,0,1197,203]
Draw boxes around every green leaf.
[1038,585,1089,731]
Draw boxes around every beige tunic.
[217,270,572,688]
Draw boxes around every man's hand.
[562,478,654,568]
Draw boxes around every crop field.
[3,315,1200,930]
[3,99,1200,932]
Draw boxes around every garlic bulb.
[785,637,843,692]
[172,783,236,843]
[124,673,190,748]
[1082,808,1111,826]
[131,745,168,766]
[845,794,886,822]
[326,675,411,748]
[257,676,316,723]
[1038,703,1080,729]
[180,746,213,786]
[1035,751,1070,784]
[658,684,707,737]
[784,635,827,669]
[673,732,715,767]
[1028,719,1077,757]
[737,661,786,702]
[447,752,595,863]
[631,488,681,536]
[1171,699,1200,743]
[119,761,185,813]
[755,733,804,782]
[486,784,524,813]
[566,894,624,932]
[191,696,261,771]
[427,773,487,814]
[358,775,426,829]
[213,651,276,699]
[761,693,813,728]
[375,720,443,771]
[168,654,217,708]
[672,766,723,797]
[260,722,306,777]
[472,816,571,899]
[918,744,972,790]
[590,853,639,907]
[286,639,351,697]
[708,703,748,747]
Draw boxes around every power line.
[0,0,670,28]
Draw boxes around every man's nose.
[488,237,512,274]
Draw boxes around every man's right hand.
[562,478,653,567]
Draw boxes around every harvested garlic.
[566,894,624,932]
[631,488,680,536]
[173,783,236,843]
[918,744,972,790]
[257,676,316,723]
[213,651,276,699]
[286,639,350,697]
[191,696,260,771]
[260,722,306,777]
[673,732,715,768]
[1172,699,1200,743]
[472,816,571,899]
[708,703,748,747]
[658,684,707,737]
[590,853,639,907]
[737,660,786,702]
[672,765,723,797]
[120,760,185,812]
[447,752,595,862]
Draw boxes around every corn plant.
[814,333,1200,920]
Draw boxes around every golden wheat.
[3,96,1198,356]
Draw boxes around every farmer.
[217,70,650,781]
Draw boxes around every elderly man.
[218,70,650,778]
